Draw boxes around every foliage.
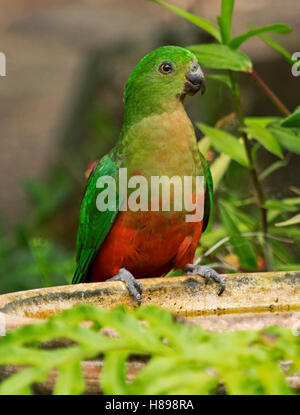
[150,0,300,273]
[0,304,299,395]
[0,230,74,294]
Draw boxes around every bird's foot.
[107,268,142,305]
[184,264,226,296]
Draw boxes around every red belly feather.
[90,210,203,282]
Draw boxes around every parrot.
[72,46,226,304]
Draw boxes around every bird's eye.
[159,62,173,74]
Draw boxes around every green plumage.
[73,155,119,283]
[200,152,213,232]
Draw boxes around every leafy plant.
[0,233,74,294]
[149,0,300,273]
[0,304,299,395]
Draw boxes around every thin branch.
[249,70,291,117]
[215,112,236,129]
[229,71,273,271]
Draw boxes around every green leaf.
[275,213,300,227]
[267,197,300,224]
[198,136,211,155]
[272,224,300,244]
[243,124,283,158]
[264,200,299,212]
[148,0,221,41]
[230,24,291,49]
[234,210,255,230]
[276,264,300,271]
[256,362,293,395]
[219,0,235,44]
[210,153,231,190]
[101,351,129,394]
[197,122,250,167]
[268,239,296,265]
[0,366,48,395]
[188,44,252,72]
[258,32,294,65]
[219,201,258,270]
[268,125,300,155]
[53,361,85,395]
[281,106,300,128]
[245,117,281,128]
[281,197,300,206]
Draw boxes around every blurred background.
[0,0,300,294]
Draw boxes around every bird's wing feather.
[72,154,120,284]
[199,151,213,232]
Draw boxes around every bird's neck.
[116,102,201,179]
[121,94,181,136]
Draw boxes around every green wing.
[72,154,120,284]
[199,152,213,232]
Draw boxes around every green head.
[123,46,205,129]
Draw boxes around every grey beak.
[186,63,206,95]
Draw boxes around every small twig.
[215,112,236,129]
[229,71,273,271]
[241,232,293,243]
[249,70,291,117]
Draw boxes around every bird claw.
[108,268,142,305]
[184,264,226,296]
